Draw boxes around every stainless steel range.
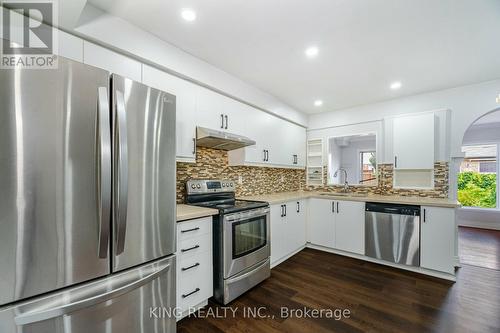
[186,179,270,305]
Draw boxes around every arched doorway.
[456,108,500,270]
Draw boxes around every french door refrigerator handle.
[115,90,129,255]
[97,87,112,259]
[14,261,172,326]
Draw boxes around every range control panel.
[186,179,235,194]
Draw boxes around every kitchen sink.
[319,192,368,198]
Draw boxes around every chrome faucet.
[334,168,349,192]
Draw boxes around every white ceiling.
[88,0,500,114]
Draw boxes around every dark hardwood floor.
[179,228,500,333]
[459,226,500,270]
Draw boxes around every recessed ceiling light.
[181,8,197,22]
[390,81,402,90]
[314,100,323,107]
[305,46,319,58]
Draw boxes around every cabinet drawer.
[178,253,213,311]
[177,217,212,241]
[178,234,211,259]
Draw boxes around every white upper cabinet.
[83,41,142,82]
[142,65,197,162]
[228,112,306,169]
[393,113,435,169]
[196,86,228,131]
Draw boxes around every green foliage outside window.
[457,172,497,208]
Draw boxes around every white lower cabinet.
[420,206,456,274]
[176,217,213,319]
[307,198,336,248]
[307,198,365,255]
[335,201,365,255]
[270,200,307,266]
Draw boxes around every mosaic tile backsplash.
[176,147,305,203]
[176,147,449,203]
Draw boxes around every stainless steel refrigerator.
[0,55,177,332]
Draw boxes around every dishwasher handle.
[365,202,420,216]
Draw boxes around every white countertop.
[238,191,460,208]
[176,204,218,222]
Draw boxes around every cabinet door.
[83,41,142,82]
[292,125,307,167]
[335,201,365,254]
[293,200,307,250]
[270,204,285,264]
[142,65,197,162]
[393,113,435,169]
[196,86,227,130]
[421,206,456,274]
[307,199,335,248]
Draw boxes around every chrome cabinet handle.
[182,263,200,271]
[15,261,171,325]
[114,90,129,255]
[181,245,200,253]
[225,115,228,129]
[96,87,111,259]
[181,227,200,233]
[182,288,200,298]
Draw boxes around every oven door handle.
[224,207,270,223]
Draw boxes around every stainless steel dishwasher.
[365,202,420,267]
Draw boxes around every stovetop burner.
[193,199,268,214]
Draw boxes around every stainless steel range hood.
[196,126,256,150]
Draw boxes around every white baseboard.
[270,245,306,269]
[458,220,500,230]
[454,255,461,268]
[305,243,456,282]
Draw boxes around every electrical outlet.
[238,175,243,184]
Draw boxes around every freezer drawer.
[0,256,176,333]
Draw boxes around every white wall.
[463,122,500,145]
[71,4,308,127]
[308,80,500,157]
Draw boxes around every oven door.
[223,207,270,279]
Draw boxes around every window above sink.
[327,133,378,187]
